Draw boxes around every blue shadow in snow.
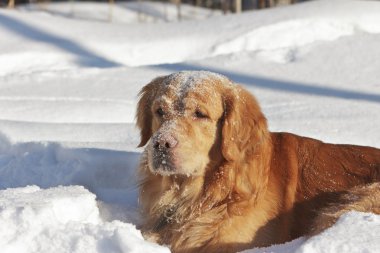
[0,138,140,205]
[152,63,380,104]
[0,13,121,68]
[0,135,142,223]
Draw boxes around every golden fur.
[136,71,380,253]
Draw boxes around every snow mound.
[213,16,380,63]
[214,19,354,63]
[0,185,169,253]
[0,134,138,191]
[0,133,140,223]
[2,0,380,71]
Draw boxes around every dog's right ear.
[136,76,165,147]
[221,85,269,162]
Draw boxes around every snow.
[243,212,380,253]
[0,185,169,253]
[0,0,380,252]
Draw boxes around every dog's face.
[137,71,268,177]
[137,72,229,176]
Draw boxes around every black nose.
[153,134,178,150]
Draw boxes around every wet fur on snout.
[136,71,380,253]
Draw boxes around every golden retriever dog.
[136,71,380,253]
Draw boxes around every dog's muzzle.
[151,132,178,172]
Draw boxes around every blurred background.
[2,0,311,22]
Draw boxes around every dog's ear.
[136,76,165,147]
[220,85,271,209]
[221,86,269,162]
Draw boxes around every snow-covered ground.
[0,0,380,252]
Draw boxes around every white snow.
[0,0,380,252]
[0,185,169,253]
[243,211,380,253]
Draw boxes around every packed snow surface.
[0,185,169,253]
[242,211,380,253]
[0,0,380,252]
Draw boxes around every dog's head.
[136,71,269,177]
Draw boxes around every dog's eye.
[156,107,165,117]
[194,110,208,119]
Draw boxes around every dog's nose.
[153,134,178,150]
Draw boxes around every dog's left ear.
[136,76,165,147]
[221,86,269,162]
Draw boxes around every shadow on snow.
[0,13,121,68]
[152,62,380,104]
[0,134,140,222]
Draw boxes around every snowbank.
[1,0,380,71]
[0,135,169,253]
[0,185,169,253]
[0,134,140,214]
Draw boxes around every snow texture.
[243,212,380,253]
[0,185,169,253]
[0,0,380,252]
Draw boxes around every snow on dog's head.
[136,71,268,177]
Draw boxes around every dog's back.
[270,132,380,239]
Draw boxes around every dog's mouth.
[151,150,178,175]
[148,142,206,176]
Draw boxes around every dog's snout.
[153,134,178,150]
